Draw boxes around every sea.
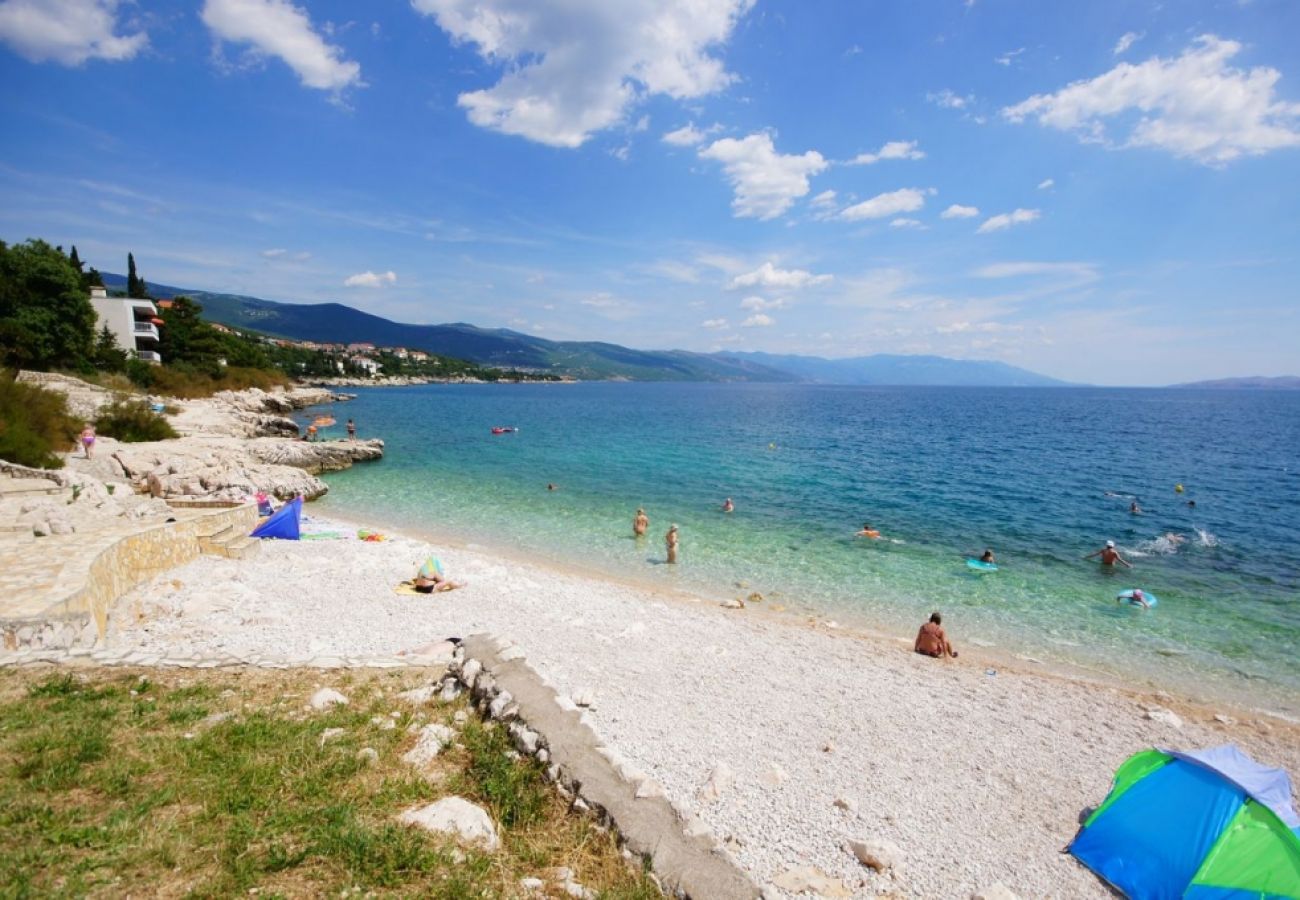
[306,383,1300,716]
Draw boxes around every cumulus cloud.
[995,47,1024,67]
[849,140,925,165]
[701,318,729,329]
[889,218,923,229]
[809,189,837,210]
[1037,178,1055,190]
[202,0,362,92]
[0,0,147,65]
[1002,35,1300,164]
[728,261,832,290]
[413,0,754,147]
[940,203,979,219]
[839,187,928,222]
[741,313,774,327]
[344,270,396,287]
[662,122,717,146]
[699,132,828,220]
[1113,31,1142,55]
[927,89,970,109]
[738,295,785,311]
[261,248,288,258]
[976,208,1040,233]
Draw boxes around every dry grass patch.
[0,666,660,899]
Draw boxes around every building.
[346,342,375,354]
[410,350,429,362]
[348,355,382,376]
[88,286,162,363]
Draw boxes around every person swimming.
[1130,501,1142,514]
[980,549,995,564]
[856,523,881,539]
[721,498,734,513]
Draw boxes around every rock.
[822,741,836,753]
[972,883,1021,900]
[319,727,346,747]
[356,747,379,764]
[1145,707,1184,728]
[833,796,859,815]
[684,815,714,840]
[771,866,850,897]
[571,688,596,708]
[510,725,539,755]
[308,688,348,710]
[453,710,468,725]
[720,598,745,609]
[759,763,789,787]
[488,691,515,720]
[460,658,482,689]
[634,778,665,799]
[746,592,764,603]
[403,723,455,767]
[439,680,462,703]
[1214,713,1236,725]
[398,797,499,852]
[397,685,438,705]
[519,877,545,892]
[697,761,734,804]
[849,836,903,873]
[562,881,595,900]
[370,715,397,731]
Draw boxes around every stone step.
[198,524,235,554]
[0,478,63,498]
[221,536,261,560]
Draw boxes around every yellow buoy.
[1175,483,1185,493]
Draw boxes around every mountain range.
[102,273,1069,385]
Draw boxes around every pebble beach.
[110,515,1300,899]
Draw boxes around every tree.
[126,252,149,299]
[0,239,96,370]
[92,324,129,373]
[157,296,226,371]
[69,245,83,274]
[85,266,104,288]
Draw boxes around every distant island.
[1170,376,1300,390]
[101,273,1071,387]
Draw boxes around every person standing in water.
[1130,501,1142,514]
[633,508,649,537]
[1084,540,1132,568]
[665,524,679,564]
[980,549,995,564]
[721,498,734,513]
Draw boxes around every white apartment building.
[88,285,162,363]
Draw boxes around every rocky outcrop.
[246,438,384,474]
[111,442,331,501]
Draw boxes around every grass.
[0,667,660,899]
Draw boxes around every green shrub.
[94,397,178,442]
[0,372,78,468]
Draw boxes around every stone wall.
[1,502,258,651]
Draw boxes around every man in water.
[1084,540,1132,568]
[665,524,679,564]
[914,612,957,658]
[1130,501,1142,514]
[722,498,734,513]
[980,549,995,564]
[856,523,880,539]
[633,508,649,537]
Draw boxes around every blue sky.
[2,0,1298,385]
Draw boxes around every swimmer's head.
[1106,540,1115,548]
[929,612,942,624]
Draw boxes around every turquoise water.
[310,383,1300,714]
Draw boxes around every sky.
[2,0,1299,385]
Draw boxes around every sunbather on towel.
[412,556,463,593]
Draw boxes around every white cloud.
[699,132,828,220]
[995,47,1024,67]
[809,189,837,210]
[849,139,925,165]
[889,217,923,229]
[728,261,832,290]
[974,261,1098,281]
[940,203,980,219]
[663,122,717,146]
[413,0,753,148]
[976,208,1040,233]
[1113,31,1143,55]
[927,89,969,109]
[261,248,287,258]
[739,295,785,311]
[344,270,396,287]
[202,0,362,92]
[741,313,774,327]
[839,187,928,222]
[1003,35,1300,164]
[701,318,729,329]
[0,0,146,65]
[1037,178,1055,190]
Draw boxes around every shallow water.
[311,383,1300,714]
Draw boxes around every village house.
[88,285,162,363]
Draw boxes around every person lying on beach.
[914,612,957,658]
[412,557,463,593]
[1084,540,1132,568]
[633,508,649,537]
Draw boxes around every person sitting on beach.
[80,423,96,459]
[980,549,995,564]
[722,498,734,513]
[914,612,957,658]
[856,523,881,539]
[1084,540,1132,568]
[412,556,463,593]
[665,524,679,564]
[633,508,649,537]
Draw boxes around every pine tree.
[85,267,104,288]
[126,252,149,299]
[69,245,83,273]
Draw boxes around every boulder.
[1145,707,1183,728]
[403,723,455,767]
[398,797,499,852]
[849,836,903,872]
[697,761,734,804]
[308,688,348,710]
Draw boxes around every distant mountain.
[102,274,1069,385]
[1170,375,1300,390]
[715,351,1073,387]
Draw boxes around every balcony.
[133,322,160,341]
[136,350,162,364]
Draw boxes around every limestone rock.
[439,680,462,703]
[771,866,850,897]
[398,797,499,852]
[833,796,859,815]
[319,727,346,747]
[519,877,545,892]
[697,761,734,804]
[403,723,455,767]
[397,685,438,705]
[308,688,348,710]
[849,836,903,872]
[1145,707,1183,728]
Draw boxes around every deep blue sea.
[308,383,1300,714]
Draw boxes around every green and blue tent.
[1069,744,1300,899]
